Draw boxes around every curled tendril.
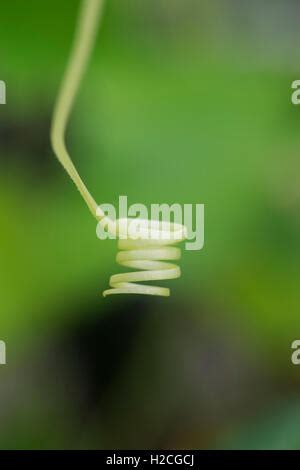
[103,219,187,297]
[51,0,187,297]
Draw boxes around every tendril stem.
[51,0,105,221]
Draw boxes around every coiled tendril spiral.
[102,218,187,297]
[50,0,187,297]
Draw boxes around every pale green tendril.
[51,0,187,297]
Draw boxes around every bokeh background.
[0,0,300,449]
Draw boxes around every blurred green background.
[0,0,300,449]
